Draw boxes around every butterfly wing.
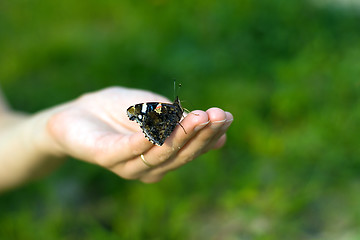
[127,99,183,146]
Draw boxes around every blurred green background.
[1,0,360,239]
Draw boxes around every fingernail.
[224,118,234,127]
[194,120,210,131]
[210,119,226,129]
[226,118,234,123]
[219,118,233,130]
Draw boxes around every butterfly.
[126,96,186,146]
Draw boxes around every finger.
[116,110,210,176]
[198,111,233,153]
[144,108,230,176]
[92,131,154,168]
[141,108,226,176]
[141,110,210,165]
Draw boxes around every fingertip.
[206,107,227,123]
[189,110,208,122]
[225,111,234,122]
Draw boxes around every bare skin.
[0,86,233,192]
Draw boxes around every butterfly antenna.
[173,79,176,100]
[173,79,182,98]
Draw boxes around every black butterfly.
[126,96,185,146]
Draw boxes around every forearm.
[0,109,66,192]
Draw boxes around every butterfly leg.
[178,122,187,134]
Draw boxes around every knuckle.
[128,136,152,157]
[157,148,174,163]
[130,146,144,157]
[180,151,197,164]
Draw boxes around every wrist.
[26,108,67,159]
[0,109,67,191]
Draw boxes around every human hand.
[47,87,233,183]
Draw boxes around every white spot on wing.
[141,103,147,114]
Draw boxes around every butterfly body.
[127,96,184,146]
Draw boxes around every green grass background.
[1,0,360,239]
